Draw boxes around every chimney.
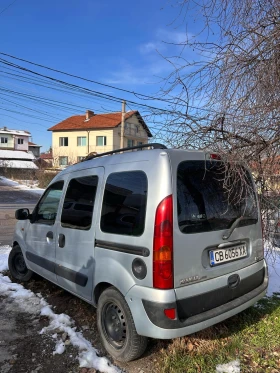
[86,110,94,120]
[4,126,7,131]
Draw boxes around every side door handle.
[46,231,53,240]
[58,233,65,248]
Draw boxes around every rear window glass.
[177,161,258,234]
[101,171,147,236]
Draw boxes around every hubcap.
[14,253,27,275]
[102,302,126,349]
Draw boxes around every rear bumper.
[125,259,268,339]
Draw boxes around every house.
[0,150,38,179]
[48,110,153,167]
[38,150,53,168]
[0,127,39,175]
[0,127,30,151]
[0,150,37,169]
[28,142,41,157]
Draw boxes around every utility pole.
[120,100,126,149]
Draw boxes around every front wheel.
[8,245,33,282]
[97,287,148,362]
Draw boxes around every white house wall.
[14,136,29,151]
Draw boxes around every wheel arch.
[93,282,113,305]
[13,240,19,248]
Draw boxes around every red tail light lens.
[153,195,174,289]
[164,308,176,320]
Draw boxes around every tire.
[8,245,33,282]
[97,287,148,362]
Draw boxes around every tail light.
[153,195,174,289]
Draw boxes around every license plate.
[209,244,247,266]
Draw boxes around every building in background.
[0,127,31,152]
[0,127,39,174]
[28,141,41,157]
[38,150,53,168]
[48,110,152,168]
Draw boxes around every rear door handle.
[46,231,53,239]
[58,233,65,248]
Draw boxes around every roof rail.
[82,143,167,162]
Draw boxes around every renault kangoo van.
[9,143,268,361]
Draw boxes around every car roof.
[56,148,209,177]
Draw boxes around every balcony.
[118,127,147,139]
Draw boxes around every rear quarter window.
[101,171,148,236]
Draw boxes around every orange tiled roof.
[40,152,53,160]
[48,110,152,137]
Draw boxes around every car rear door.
[171,153,263,289]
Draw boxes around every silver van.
[9,144,268,361]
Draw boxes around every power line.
[0,52,177,105]
[0,53,209,120]
[0,0,18,16]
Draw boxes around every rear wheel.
[8,245,33,282]
[97,287,148,362]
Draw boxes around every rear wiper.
[222,216,256,240]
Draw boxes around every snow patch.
[0,160,38,169]
[0,245,11,271]
[216,360,240,373]
[0,176,44,195]
[53,340,65,355]
[0,247,121,373]
[39,304,120,372]
[0,150,35,160]
[266,251,280,296]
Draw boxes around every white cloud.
[105,27,191,87]
[156,28,188,44]
[139,42,160,55]
[106,60,169,86]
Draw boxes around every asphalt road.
[0,178,39,246]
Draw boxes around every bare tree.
[156,0,280,244]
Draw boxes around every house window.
[59,137,68,146]
[135,125,139,133]
[127,139,134,147]
[137,142,143,146]
[17,138,24,145]
[1,137,8,144]
[59,156,68,166]
[96,136,107,146]
[77,156,84,162]
[77,137,86,146]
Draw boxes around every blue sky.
[0,0,194,151]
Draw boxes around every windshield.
[177,160,258,234]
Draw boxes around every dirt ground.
[0,272,166,373]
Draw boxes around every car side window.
[32,181,64,225]
[61,175,98,230]
[101,171,148,236]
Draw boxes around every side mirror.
[15,208,30,220]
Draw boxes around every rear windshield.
[177,161,258,234]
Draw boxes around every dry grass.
[159,295,280,373]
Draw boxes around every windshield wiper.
[222,216,256,240]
